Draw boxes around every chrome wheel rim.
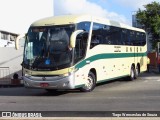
[131,68,134,79]
[135,67,139,77]
[84,76,94,90]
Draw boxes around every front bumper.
[23,74,75,89]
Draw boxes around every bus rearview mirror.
[70,30,84,48]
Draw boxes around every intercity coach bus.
[16,15,148,92]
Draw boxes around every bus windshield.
[23,25,75,71]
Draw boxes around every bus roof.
[31,14,145,33]
[31,15,92,27]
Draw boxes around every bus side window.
[90,23,104,49]
[141,33,146,46]
[129,30,135,45]
[90,35,101,48]
[110,26,121,45]
[136,32,146,46]
[121,29,129,45]
[74,33,88,62]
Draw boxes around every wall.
[148,51,157,68]
[0,46,24,79]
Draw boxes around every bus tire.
[134,66,139,79]
[80,71,96,92]
[129,66,135,81]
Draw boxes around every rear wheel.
[129,66,135,80]
[80,72,96,92]
[134,66,139,79]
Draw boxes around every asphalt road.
[0,72,160,114]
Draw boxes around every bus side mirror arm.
[70,30,84,48]
[15,34,25,50]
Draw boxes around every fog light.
[63,81,69,87]
[24,81,30,86]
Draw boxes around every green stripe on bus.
[75,52,147,69]
[75,84,85,89]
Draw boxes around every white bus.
[16,15,148,92]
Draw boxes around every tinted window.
[135,32,146,46]
[90,23,103,48]
[77,22,91,32]
[121,29,129,45]
[129,31,136,45]
[91,23,122,47]
[108,26,121,45]
[90,22,146,47]
[74,32,88,63]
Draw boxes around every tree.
[136,1,160,49]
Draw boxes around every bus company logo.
[2,112,11,117]
[42,77,46,81]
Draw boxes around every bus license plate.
[40,83,49,87]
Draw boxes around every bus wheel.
[134,66,139,79]
[129,66,135,81]
[80,72,96,92]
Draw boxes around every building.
[132,12,152,52]
[0,30,24,84]
[0,30,19,47]
[132,13,143,29]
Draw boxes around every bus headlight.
[24,73,31,78]
[59,72,73,77]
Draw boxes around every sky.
[55,0,160,25]
[0,0,159,34]
[0,0,53,34]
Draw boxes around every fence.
[148,52,158,68]
[0,67,11,85]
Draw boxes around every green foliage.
[136,1,160,49]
